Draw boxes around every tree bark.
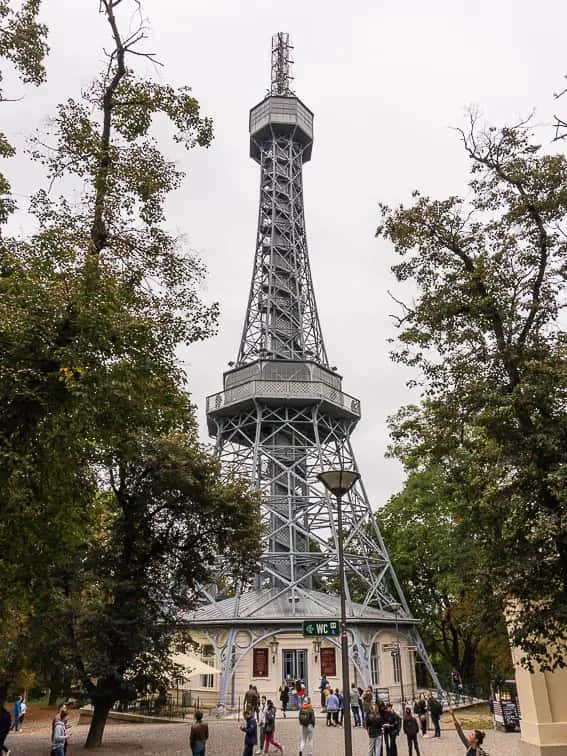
[84,701,111,749]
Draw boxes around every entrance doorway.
[282,649,308,689]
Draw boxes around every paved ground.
[3,717,521,755]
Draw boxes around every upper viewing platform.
[249,95,314,163]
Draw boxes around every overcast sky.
[5,0,567,509]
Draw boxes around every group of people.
[0,699,71,756]
[0,695,28,755]
[237,690,317,756]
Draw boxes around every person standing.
[365,703,384,756]
[403,707,421,756]
[0,699,11,755]
[383,703,401,756]
[350,684,362,727]
[319,676,329,710]
[51,709,70,756]
[240,710,258,756]
[18,699,26,732]
[449,707,488,755]
[279,684,289,719]
[298,696,315,756]
[262,700,284,754]
[452,670,463,702]
[337,689,344,726]
[362,686,373,726]
[10,698,21,733]
[325,689,339,726]
[428,694,442,738]
[190,710,209,756]
[414,695,428,736]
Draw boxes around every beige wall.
[513,647,567,756]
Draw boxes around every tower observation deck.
[187,32,440,710]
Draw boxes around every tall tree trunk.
[48,688,58,706]
[85,701,111,749]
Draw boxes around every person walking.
[190,710,209,756]
[262,700,284,754]
[240,710,258,756]
[279,684,289,719]
[0,699,11,756]
[449,707,488,755]
[362,686,373,726]
[51,708,70,756]
[403,707,421,756]
[298,696,315,756]
[10,698,21,733]
[383,703,401,756]
[428,694,443,738]
[350,684,362,727]
[319,676,329,710]
[365,703,384,756]
[325,689,339,726]
[413,695,428,736]
[256,695,267,755]
[244,685,256,714]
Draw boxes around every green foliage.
[0,0,49,222]
[378,114,567,671]
[378,461,513,692]
[0,0,260,748]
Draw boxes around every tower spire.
[270,32,294,96]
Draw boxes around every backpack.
[299,708,311,726]
[264,710,275,733]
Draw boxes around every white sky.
[4,0,567,509]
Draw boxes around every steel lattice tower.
[188,33,440,708]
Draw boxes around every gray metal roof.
[184,588,418,627]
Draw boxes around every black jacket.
[429,698,443,717]
[403,715,419,737]
[0,708,10,739]
[365,713,384,739]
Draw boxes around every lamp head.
[317,469,360,498]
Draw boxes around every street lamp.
[386,600,405,706]
[269,637,280,664]
[317,468,361,756]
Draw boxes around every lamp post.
[317,468,361,756]
[386,601,405,706]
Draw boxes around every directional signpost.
[303,620,340,637]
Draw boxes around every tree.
[378,458,513,692]
[0,0,48,222]
[377,114,567,671]
[0,1,261,747]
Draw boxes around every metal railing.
[207,379,361,417]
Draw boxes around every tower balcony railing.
[206,379,361,418]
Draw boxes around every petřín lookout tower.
[186,33,440,709]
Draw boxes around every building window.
[253,648,269,677]
[320,647,336,678]
[201,645,216,688]
[392,650,401,683]
[370,643,379,685]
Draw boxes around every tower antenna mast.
[270,32,294,96]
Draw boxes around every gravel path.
[3,718,521,755]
